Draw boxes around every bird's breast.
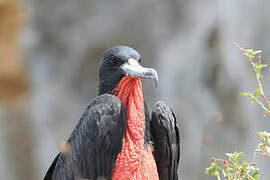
[111,76,159,180]
[112,138,158,180]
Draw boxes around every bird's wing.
[44,94,126,180]
[144,101,152,146]
[150,101,180,180]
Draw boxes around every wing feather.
[44,94,126,180]
[150,101,180,180]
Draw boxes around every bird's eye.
[109,58,120,65]
[138,59,141,63]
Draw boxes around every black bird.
[44,46,180,180]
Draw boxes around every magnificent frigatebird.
[44,46,180,180]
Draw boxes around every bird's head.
[98,46,158,95]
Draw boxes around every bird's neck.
[112,76,145,142]
[111,76,159,179]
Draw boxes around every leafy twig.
[205,152,260,180]
[205,44,270,180]
[234,43,270,116]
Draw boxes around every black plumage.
[44,46,180,180]
[151,102,180,180]
[45,95,126,180]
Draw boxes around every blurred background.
[1,0,270,179]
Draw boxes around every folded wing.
[150,101,180,180]
[44,94,126,180]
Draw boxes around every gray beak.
[120,58,159,87]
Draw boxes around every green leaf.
[254,50,262,55]
[252,170,260,179]
[254,88,260,98]
[205,162,222,176]
[259,64,268,69]
[255,143,264,152]
[240,92,250,97]
[223,167,233,177]
[247,49,254,55]
[225,152,245,165]
[257,131,270,138]
[257,131,270,144]
[240,162,249,171]
[251,99,256,104]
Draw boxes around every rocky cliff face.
[1,0,270,179]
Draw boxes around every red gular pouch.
[111,76,159,180]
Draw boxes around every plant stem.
[260,84,270,110]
